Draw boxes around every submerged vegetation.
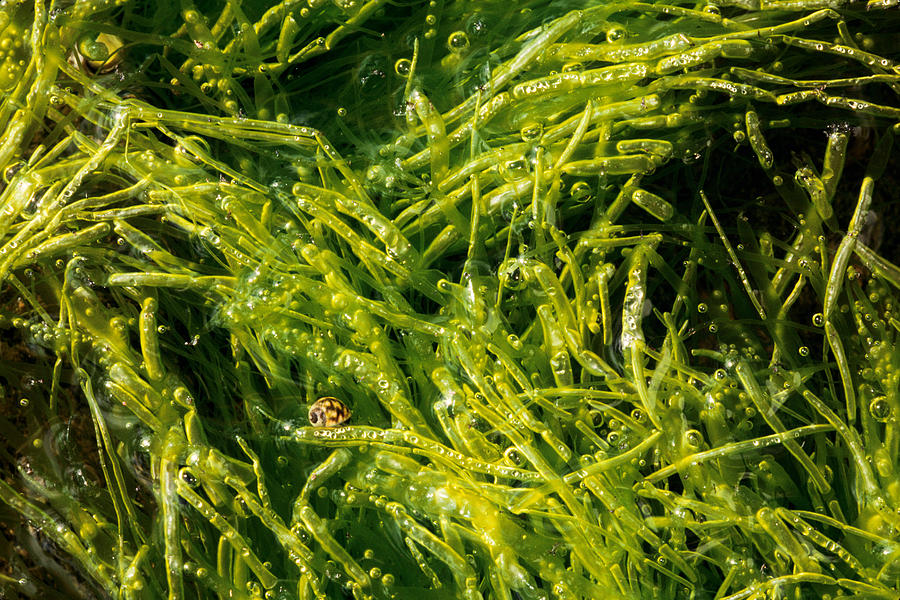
[1,0,900,598]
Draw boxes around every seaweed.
[1,0,900,598]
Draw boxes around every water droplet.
[798,346,810,357]
[812,313,825,327]
[698,303,708,313]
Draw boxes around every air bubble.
[870,397,891,422]
[519,122,543,143]
[569,181,592,202]
[507,334,522,350]
[499,158,529,182]
[394,59,411,76]
[504,447,523,465]
[447,31,470,52]
[684,430,702,448]
[606,26,626,43]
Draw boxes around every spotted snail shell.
[308,397,351,427]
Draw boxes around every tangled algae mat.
[2,0,900,598]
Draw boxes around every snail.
[308,397,351,427]
[70,32,125,75]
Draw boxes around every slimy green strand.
[1,0,900,598]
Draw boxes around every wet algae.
[1,0,900,598]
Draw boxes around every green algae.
[1,0,900,598]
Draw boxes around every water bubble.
[870,397,891,422]
[504,447,523,465]
[394,58,411,76]
[519,122,543,143]
[698,303,708,313]
[798,346,810,357]
[181,470,197,486]
[606,26,626,43]
[463,13,487,39]
[812,313,825,327]
[336,107,347,117]
[499,158,529,182]
[569,182,593,204]
[447,31,470,52]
